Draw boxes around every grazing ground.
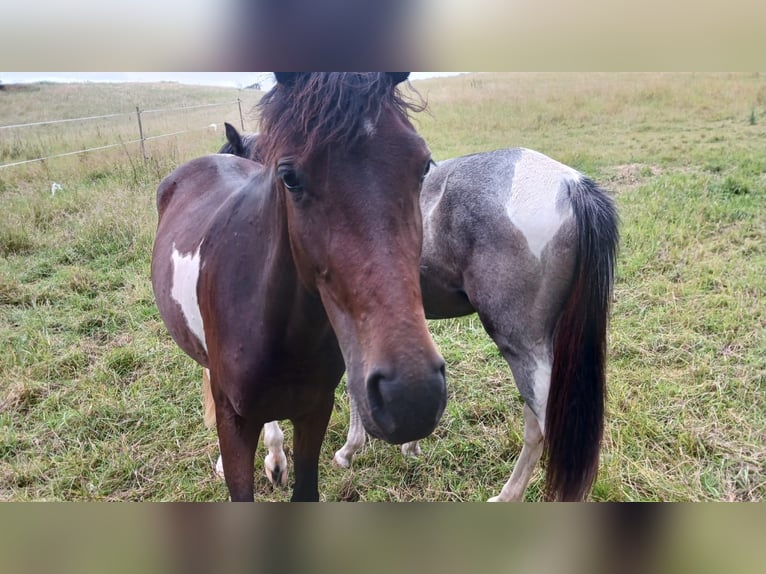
[0,73,763,501]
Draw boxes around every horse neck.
[260,177,297,281]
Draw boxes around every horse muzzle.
[362,360,447,444]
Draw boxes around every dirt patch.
[602,163,660,194]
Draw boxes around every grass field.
[1,73,764,501]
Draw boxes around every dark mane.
[254,72,425,165]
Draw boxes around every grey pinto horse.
[214,124,619,501]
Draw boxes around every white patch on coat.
[507,149,578,259]
[531,355,551,429]
[170,241,207,353]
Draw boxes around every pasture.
[1,73,763,501]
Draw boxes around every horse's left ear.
[387,72,410,86]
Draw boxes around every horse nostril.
[437,359,446,381]
[364,362,447,444]
[366,370,383,410]
[365,370,396,436]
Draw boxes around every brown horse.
[219,124,619,501]
[151,73,446,501]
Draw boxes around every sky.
[0,72,465,89]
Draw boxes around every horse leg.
[488,404,544,502]
[291,394,334,502]
[214,394,260,502]
[333,392,366,468]
[211,422,288,486]
[205,367,288,486]
[467,272,556,501]
[263,421,288,487]
[202,368,230,479]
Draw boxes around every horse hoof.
[264,454,289,487]
[488,494,520,502]
[400,441,422,457]
[265,466,287,488]
[268,466,288,487]
[214,455,225,479]
[333,451,352,469]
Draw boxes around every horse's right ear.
[274,73,304,87]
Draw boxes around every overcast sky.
[0,72,465,88]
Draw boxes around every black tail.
[544,176,619,501]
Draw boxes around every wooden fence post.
[136,105,147,163]
[237,98,245,131]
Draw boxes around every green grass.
[1,74,764,501]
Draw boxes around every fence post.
[135,105,147,163]
[237,98,245,131]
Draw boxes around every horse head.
[260,72,446,444]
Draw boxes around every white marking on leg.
[170,241,207,353]
[507,149,577,259]
[531,355,551,429]
[400,441,422,457]
[333,393,365,468]
[489,404,544,502]
[263,421,288,487]
[215,453,225,479]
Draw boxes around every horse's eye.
[421,159,435,182]
[278,165,303,191]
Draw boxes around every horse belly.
[420,260,475,319]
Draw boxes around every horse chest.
[221,349,344,422]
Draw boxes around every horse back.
[156,154,258,221]
[420,148,582,324]
[423,148,580,260]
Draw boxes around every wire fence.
[0,99,246,171]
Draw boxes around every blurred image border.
[0,503,763,574]
[1,0,765,70]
